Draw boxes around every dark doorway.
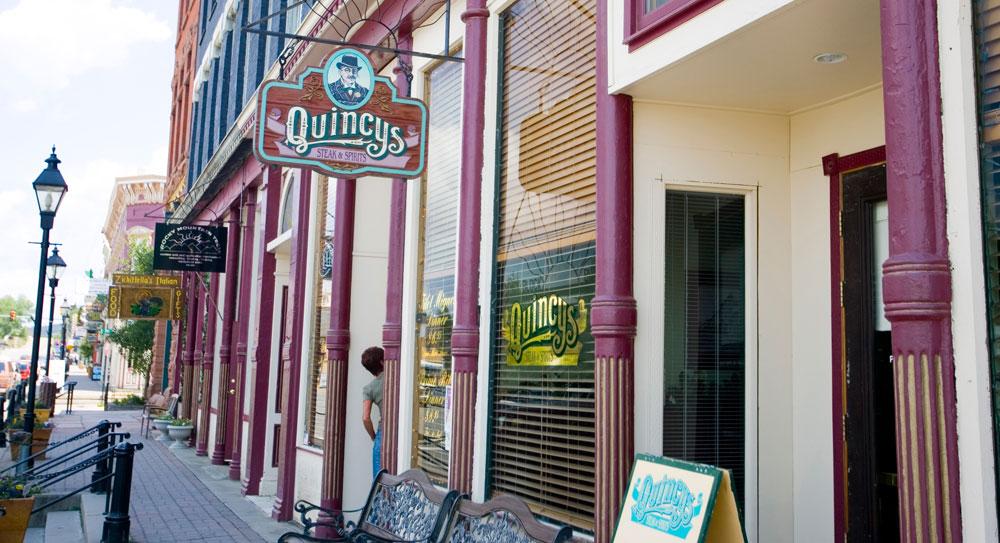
[841,163,899,542]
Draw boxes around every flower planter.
[0,497,34,543]
[166,425,193,449]
[151,419,171,442]
[17,410,49,424]
[7,428,52,461]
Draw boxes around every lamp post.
[61,299,70,361]
[43,248,67,377]
[26,148,68,446]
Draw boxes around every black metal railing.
[53,381,77,415]
[1,420,122,476]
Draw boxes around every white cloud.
[0,0,172,90]
[11,98,37,113]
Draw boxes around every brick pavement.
[5,371,277,542]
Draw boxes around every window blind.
[412,56,463,486]
[663,191,745,507]
[306,178,334,447]
[488,0,597,532]
[973,0,1000,502]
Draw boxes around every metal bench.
[278,468,460,542]
[443,495,573,543]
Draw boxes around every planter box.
[18,410,49,424]
[0,497,34,543]
[167,425,193,449]
[7,428,52,461]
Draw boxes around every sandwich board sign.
[613,454,745,543]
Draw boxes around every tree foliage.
[0,295,33,342]
[127,240,154,275]
[106,321,154,377]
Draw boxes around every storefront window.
[488,0,597,532]
[627,0,724,48]
[663,190,745,506]
[973,0,1000,519]
[412,56,463,486]
[306,178,335,447]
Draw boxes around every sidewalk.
[8,368,295,542]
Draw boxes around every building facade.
[165,0,1000,541]
[101,174,167,393]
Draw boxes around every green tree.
[77,341,94,363]
[0,295,34,344]
[106,321,155,392]
[127,239,154,275]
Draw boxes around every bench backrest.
[444,495,573,543]
[166,393,179,416]
[146,393,166,408]
[357,468,460,543]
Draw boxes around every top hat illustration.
[336,55,362,72]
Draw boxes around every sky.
[0,0,178,308]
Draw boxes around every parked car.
[0,361,18,391]
[16,362,29,381]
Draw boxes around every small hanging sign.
[153,223,228,273]
[614,454,746,543]
[254,47,428,179]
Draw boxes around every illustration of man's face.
[340,65,359,86]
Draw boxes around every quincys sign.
[254,48,428,179]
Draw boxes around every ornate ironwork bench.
[277,469,573,543]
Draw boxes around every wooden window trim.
[624,0,725,51]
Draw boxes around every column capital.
[461,8,489,22]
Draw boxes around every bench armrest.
[292,500,365,538]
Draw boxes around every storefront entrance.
[840,162,898,542]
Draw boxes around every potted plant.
[151,414,173,442]
[0,475,38,543]
[166,418,193,449]
[18,403,50,424]
[7,419,53,461]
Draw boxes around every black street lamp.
[60,299,70,361]
[26,148,68,445]
[43,248,67,378]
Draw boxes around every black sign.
[153,223,228,272]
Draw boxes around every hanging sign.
[107,286,184,321]
[152,223,228,273]
[501,294,588,366]
[614,454,746,543]
[254,47,428,179]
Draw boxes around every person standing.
[361,346,384,479]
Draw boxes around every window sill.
[625,0,725,52]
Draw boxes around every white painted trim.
[297,174,320,448]
[938,1,1000,541]
[397,177,423,473]
[472,5,504,503]
[267,230,293,253]
[635,178,760,542]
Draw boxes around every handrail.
[31,472,113,515]
[31,446,116,491]
[1,420,121,475]
[20,432,130,479]
[52,381,77,415]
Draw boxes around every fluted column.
[180,273,200,420]
[448,0,489,495]
[592,0,637,540]
[380,35,411,477]
[243,167,281,496]
[212,207,242,465]
[196,271,220,456]
[879,1,961,541]
[272,169,312,521]
[319,179,356,533]
[230,188,257,481]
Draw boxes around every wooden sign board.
[108,274,184,320]
[254,47,428,179]
[614,454,745,543]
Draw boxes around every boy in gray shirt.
[361,347,383,479]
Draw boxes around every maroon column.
[243,167,281,496]
[272,169,312,521]
[592,0,637,540]
[212,207,241,465]
[380,35,412,477]
[230,188,258,481]
[319,179,356,531]
[448,0,489,494]
[197,271,220,456]
[181,274,201,420]
[879,1,962,541]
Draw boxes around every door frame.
[823,145,887,542]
